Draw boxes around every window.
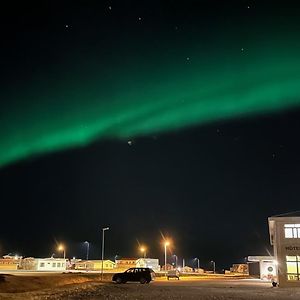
[57,263,61,267]
[40,262,45,267]
[284,224,300,238]
[286,256,300,280]
[53,263,56,267]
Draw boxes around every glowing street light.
[140,246,146,258]
[101,227,109,281]
[84,241,90,260]
[58,244,66,259]
[164,241,170,276]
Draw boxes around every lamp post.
[164,241,170,276]
[173,254,178,269]
[84,241,90,260]
[140,247,146,258]
[58,245,65,259]
[211,260,216,274]
[195,258,200,270]
[101,227,109,281]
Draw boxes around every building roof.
[269,210,300,218]
[116,258,138,261]
[248,256,275,262]
[76,260,115,264]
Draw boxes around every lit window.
[284,224,300,238]
[286,256,300,281]
[40,262,45,267]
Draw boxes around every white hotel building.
[268,213,300,287]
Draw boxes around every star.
[108,6,112,10]
[186,57,190,61]
[128,140,133,146]
[65,24,69,28]
[138,17,142,21]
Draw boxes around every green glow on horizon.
[1,43,300,167]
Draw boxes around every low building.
[115,258,137,270]
[230,263,249,275]
[136,258,160,272]
[34,258,67,271]
[247,256,276,281]
[269,213,300,287]
[75,260,115,271]
[181,266,193,273]
[161,263,174,271]
[0,255,22,270]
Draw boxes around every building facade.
[115,258,137,270]
[247,256,277,280]
[136,258,160,272]
[75,260,115,270]
[32,258,67,271]
[269,214,300,287]
[0,256,22,270]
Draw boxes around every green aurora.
[1,37,300,167]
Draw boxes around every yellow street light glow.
[165,241,170,246]
[58,245,64,251]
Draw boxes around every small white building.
[248,256,277,281]
[35,258,67,271]
[269,213,300,287]
[136,258,160,272]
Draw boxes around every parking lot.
[1,274,300,300]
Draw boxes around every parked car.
[112,267,155,284]
[167,269,180,280]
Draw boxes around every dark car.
[112,267,155,284]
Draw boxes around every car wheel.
[140,277,147,284]
[116,277,123,284]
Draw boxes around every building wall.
[136,258,160,272]
[75,260,115,270]
[0,259,19,270]
[36,259,67,271]
[270,217,300,287]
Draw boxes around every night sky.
[1,0,300,270]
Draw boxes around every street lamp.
[140,246,146,258]
[164,241,170,276]
[173,254,178,269]
[101,227,109,281]
[58,244,66,259]
[211,260,216,274]
[84,241,90,260]
[194,258,200,270]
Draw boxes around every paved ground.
[1,277,300,300]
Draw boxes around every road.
[2,278,299,300]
